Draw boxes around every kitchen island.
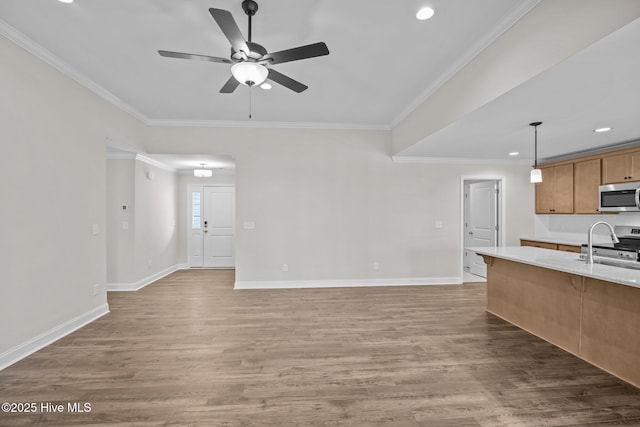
[469,246,640,388]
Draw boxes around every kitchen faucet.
[587,221,620,264]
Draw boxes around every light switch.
[122,221,129,230]
[243,221,255,230]
[435,221,443,229]
[92,224,100,235]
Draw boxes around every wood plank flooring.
[1,269,640,426]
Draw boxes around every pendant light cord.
[534,125,537,168]
[249,85,252,119]
[529,121,542,168]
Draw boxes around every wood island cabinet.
[482,255,640,388]
[535,164,574,214]
[602,150,640,184]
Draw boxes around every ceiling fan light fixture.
[416,7,435,20]
[194,163,213,178]
[231,62,268,86]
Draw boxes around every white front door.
[203,186,235,268]
[469,181,498,277]
[187,185,235,268]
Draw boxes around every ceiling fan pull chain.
[249,85,252,119]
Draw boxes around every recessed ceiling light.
[509,152,520,156]
[594,127,612,133]
[58,0,74,3]
[260,82,272,90]
[416,7,435,21]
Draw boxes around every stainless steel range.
[580,225,640,269]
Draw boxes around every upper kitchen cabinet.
[602,150,640,184]
[574,158,602,214]
[536,164,574,214]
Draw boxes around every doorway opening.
[187,184,236,268]
[462,177,504,281]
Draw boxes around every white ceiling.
[397,15,640,162]
[0,0,535,127]
[2,0,639,163]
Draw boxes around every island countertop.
[467,246,640,289]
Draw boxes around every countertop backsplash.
[533,212,640,244]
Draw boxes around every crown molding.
[0,18,150,125]
[390,0,542,128]
[107,152,137,160]
[135,154,176,173]
[392,156,532,166]
[1,18,391,132]
[145,119,390,131]
[1,3,539,137]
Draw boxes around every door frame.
[187,183,236,268]
[460,175,505,280]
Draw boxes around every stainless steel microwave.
[599,182,640,212]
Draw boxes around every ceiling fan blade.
[264,42,329,65]
[220,76,241,93]
[268,69,308,93]
[158,50,230,64]
[209,8,250,56]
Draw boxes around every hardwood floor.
[1,269,640,426]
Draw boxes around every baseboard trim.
[0,303,110,371]
[107,264,180,292]
[234,276,462,290]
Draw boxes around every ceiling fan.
[158,0,329,93]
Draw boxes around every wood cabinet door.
[558,244,581,253]
[574,159,601,214]
[602,153,629,184]
[630,151,640,181]
[553,163,574,213]
[535,167,555,214]
[521,240,558,250]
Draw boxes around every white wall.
[144,126,535,285]
[106,158,135,283]
[0,35,145,362]
[106,156,180,286]
[133,159,179,280]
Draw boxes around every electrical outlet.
[93,284,100,296]
[373,262,380,271]
[282,264,288,272]
[92,224,99,235]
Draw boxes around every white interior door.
[203,186,235,268]
[468,181,498,277]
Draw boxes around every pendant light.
[194,163,212,178]
[530,121,543,183]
